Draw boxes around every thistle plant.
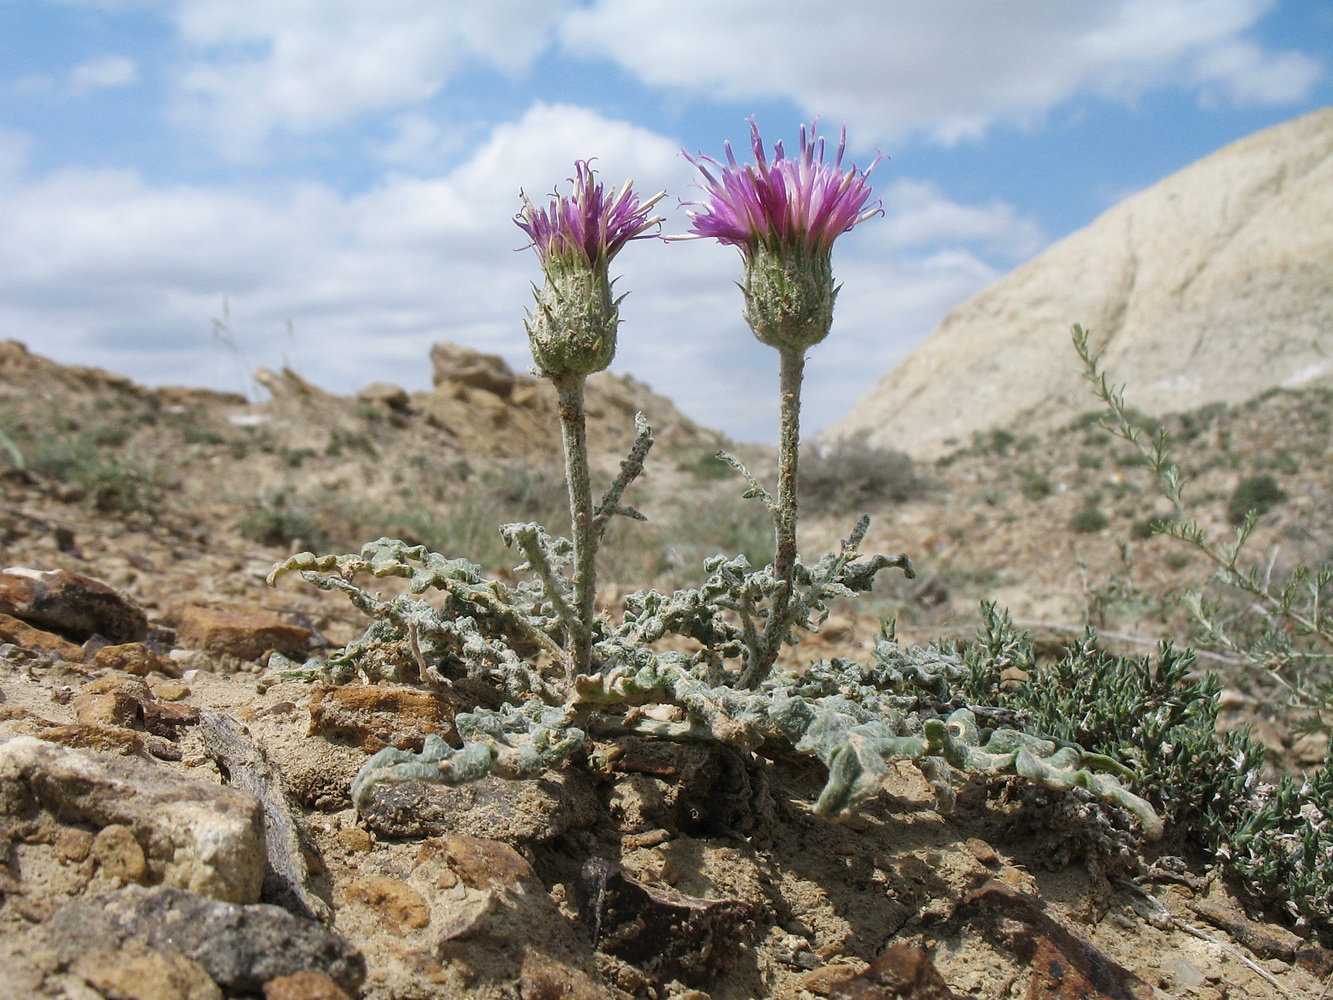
[515,162,665,677]
[676,120,886,686]
[268,128,1161,846]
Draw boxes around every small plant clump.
[1073,325,1333,938]
[271,127,1166,852]
[799,437,924,513]
[1226,473,1287,526]
[1068,506,1109,533]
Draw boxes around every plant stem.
[743,346,806,688]
[555,374,596,676]
[774,346,805,585]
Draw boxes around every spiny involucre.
[516,161,665,379]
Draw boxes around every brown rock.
[956,882,1153,1000]
[263,970,354,1000]
[71,942,222,1000]
[57,826,96,863]
[96,641,167,676]
[0,567,147,643]
[76,687,143,728]
[40,723,150,756]
[828,943,960,999]
[803,964,869,996]
[93,824,149,883]
[578,856,757,985]
[73,675,199,739]
[345,876,431,931]
[176,604,310,661]
[356,381,410,411]
[431,341,519,398]
[307,684,459,753]
[0,611,85,661]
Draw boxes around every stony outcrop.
[415,340,724,463]
[828,107,1333,456]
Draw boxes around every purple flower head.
[516,161,665,272]
[678,120,883,258]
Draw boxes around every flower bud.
[742,243,837,353]
[525,264,619,378]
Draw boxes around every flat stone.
[0,735,265,902]
[307,684,459,753]
[48,885,365,995]
[0,566,147,643]
[0,612,85,661]
[358,768,597,843]
[176,604,311,661]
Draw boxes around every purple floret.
[679,120,882,256]
[517,161,664,269]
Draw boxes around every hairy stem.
[774,346,805,584]
[743,346,806,688]
[555,374,596,676]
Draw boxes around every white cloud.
[67,55,137,95]
[1189,40,1323,105]
[559,0,1321,145]
[170,0,573,158]
[873,180,1046,262]
[0,99,1043,441]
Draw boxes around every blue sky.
[1,1,1329,442]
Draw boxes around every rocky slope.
[827,107,1333,457]
[2,344,1332,999]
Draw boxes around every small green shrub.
[800,438,924,512]
[1227,474,1287,526]
[1019,470,1052,501]
[1069,507,1109,533]
[1131,513,1176,539]
[238,491,326,549]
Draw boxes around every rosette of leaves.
[270,536,1159,836]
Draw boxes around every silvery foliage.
[268,417,1160,838]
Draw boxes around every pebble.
[95,640,169,676]
[92,824,148,883]
[263,971,354,1000]
[345,876,432,931]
